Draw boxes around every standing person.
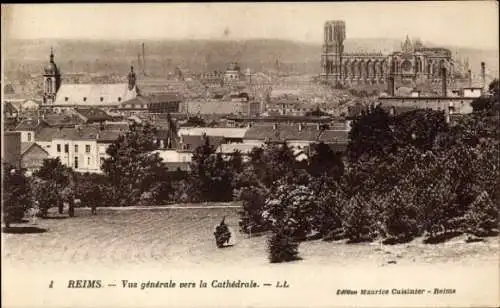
[31,201,40,225]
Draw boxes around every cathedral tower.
[321,20,346,84]
[43,47,61,103]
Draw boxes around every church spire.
[401,35,413,53]
[50,46,54,63]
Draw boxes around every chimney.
[481,62,486,90]
[441,67,447,97]
[468,69,472,88]
[142,43,146,76]
[387,76,395,96]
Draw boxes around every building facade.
[20,143,49,172]
[41,50,139,108]
[320,20,457,86]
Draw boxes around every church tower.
[43,48,61,104]
[321,20,346,85]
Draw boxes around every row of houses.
[3,115,350,175]
[3,119,129,174]
[156,123,350,167]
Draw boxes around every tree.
[393,109,448,151]
[2,166,32,228]
[263,182,318,241]
[464,191,498,236]
[102,123,168,206]
[471,79,500,115]
[347,105,395,162]
[187,137,217,202]
[342,194,378,242]
[34,158,72,214]
[308,142,344,179]
[311,178,345,239]
[383,186,420,241]
[34,158,70,186]
[31,178,59,218]
[260,142,297,187]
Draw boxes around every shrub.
[383,186,420,242]
[2,167,32,227]
[31,178,58,218]
[267,223,300,263]
[342,194,378,243]
[464,191,499,237]
[238,185,269,234]
[263,183,318,241]
[313,180,344,239]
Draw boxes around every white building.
[35,126,123,173]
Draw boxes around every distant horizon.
[6,37,499,52]
[2,2,498,50]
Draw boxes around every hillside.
[3,38,498,79]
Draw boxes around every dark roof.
[317,130,350,143]
[326,143,348,153]
[147,93,183,104]
[96,130,123,143]
[3,102,18,114]
[244,123,350,144]
[379,105,420,115]
[179,135,224,152]
[226,115,332,123]
[4,118,18,131]
[35,126,126,143]
[42,113,86,127]
[244,124,321,141]
[20,142,48,156]
[378,96,475,100]
[14,119,47,131]
[74,108,113,122]
[36,127,61,142]
[183,101,246,115]
[136,78,175,95]
[120,96,150,107]
[4,84,15,95]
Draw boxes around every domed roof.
[44,49,60,75]
[227,62,240,72]
[44,62,59,75]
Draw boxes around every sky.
[2,2,499,49]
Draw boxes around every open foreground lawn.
[2,205,499,308]
[3,204,498,268]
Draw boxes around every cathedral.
[320,20,461,86]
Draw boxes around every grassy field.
[2,205,498,269]
[3,205,499,308]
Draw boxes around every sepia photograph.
[1,2,499,308]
